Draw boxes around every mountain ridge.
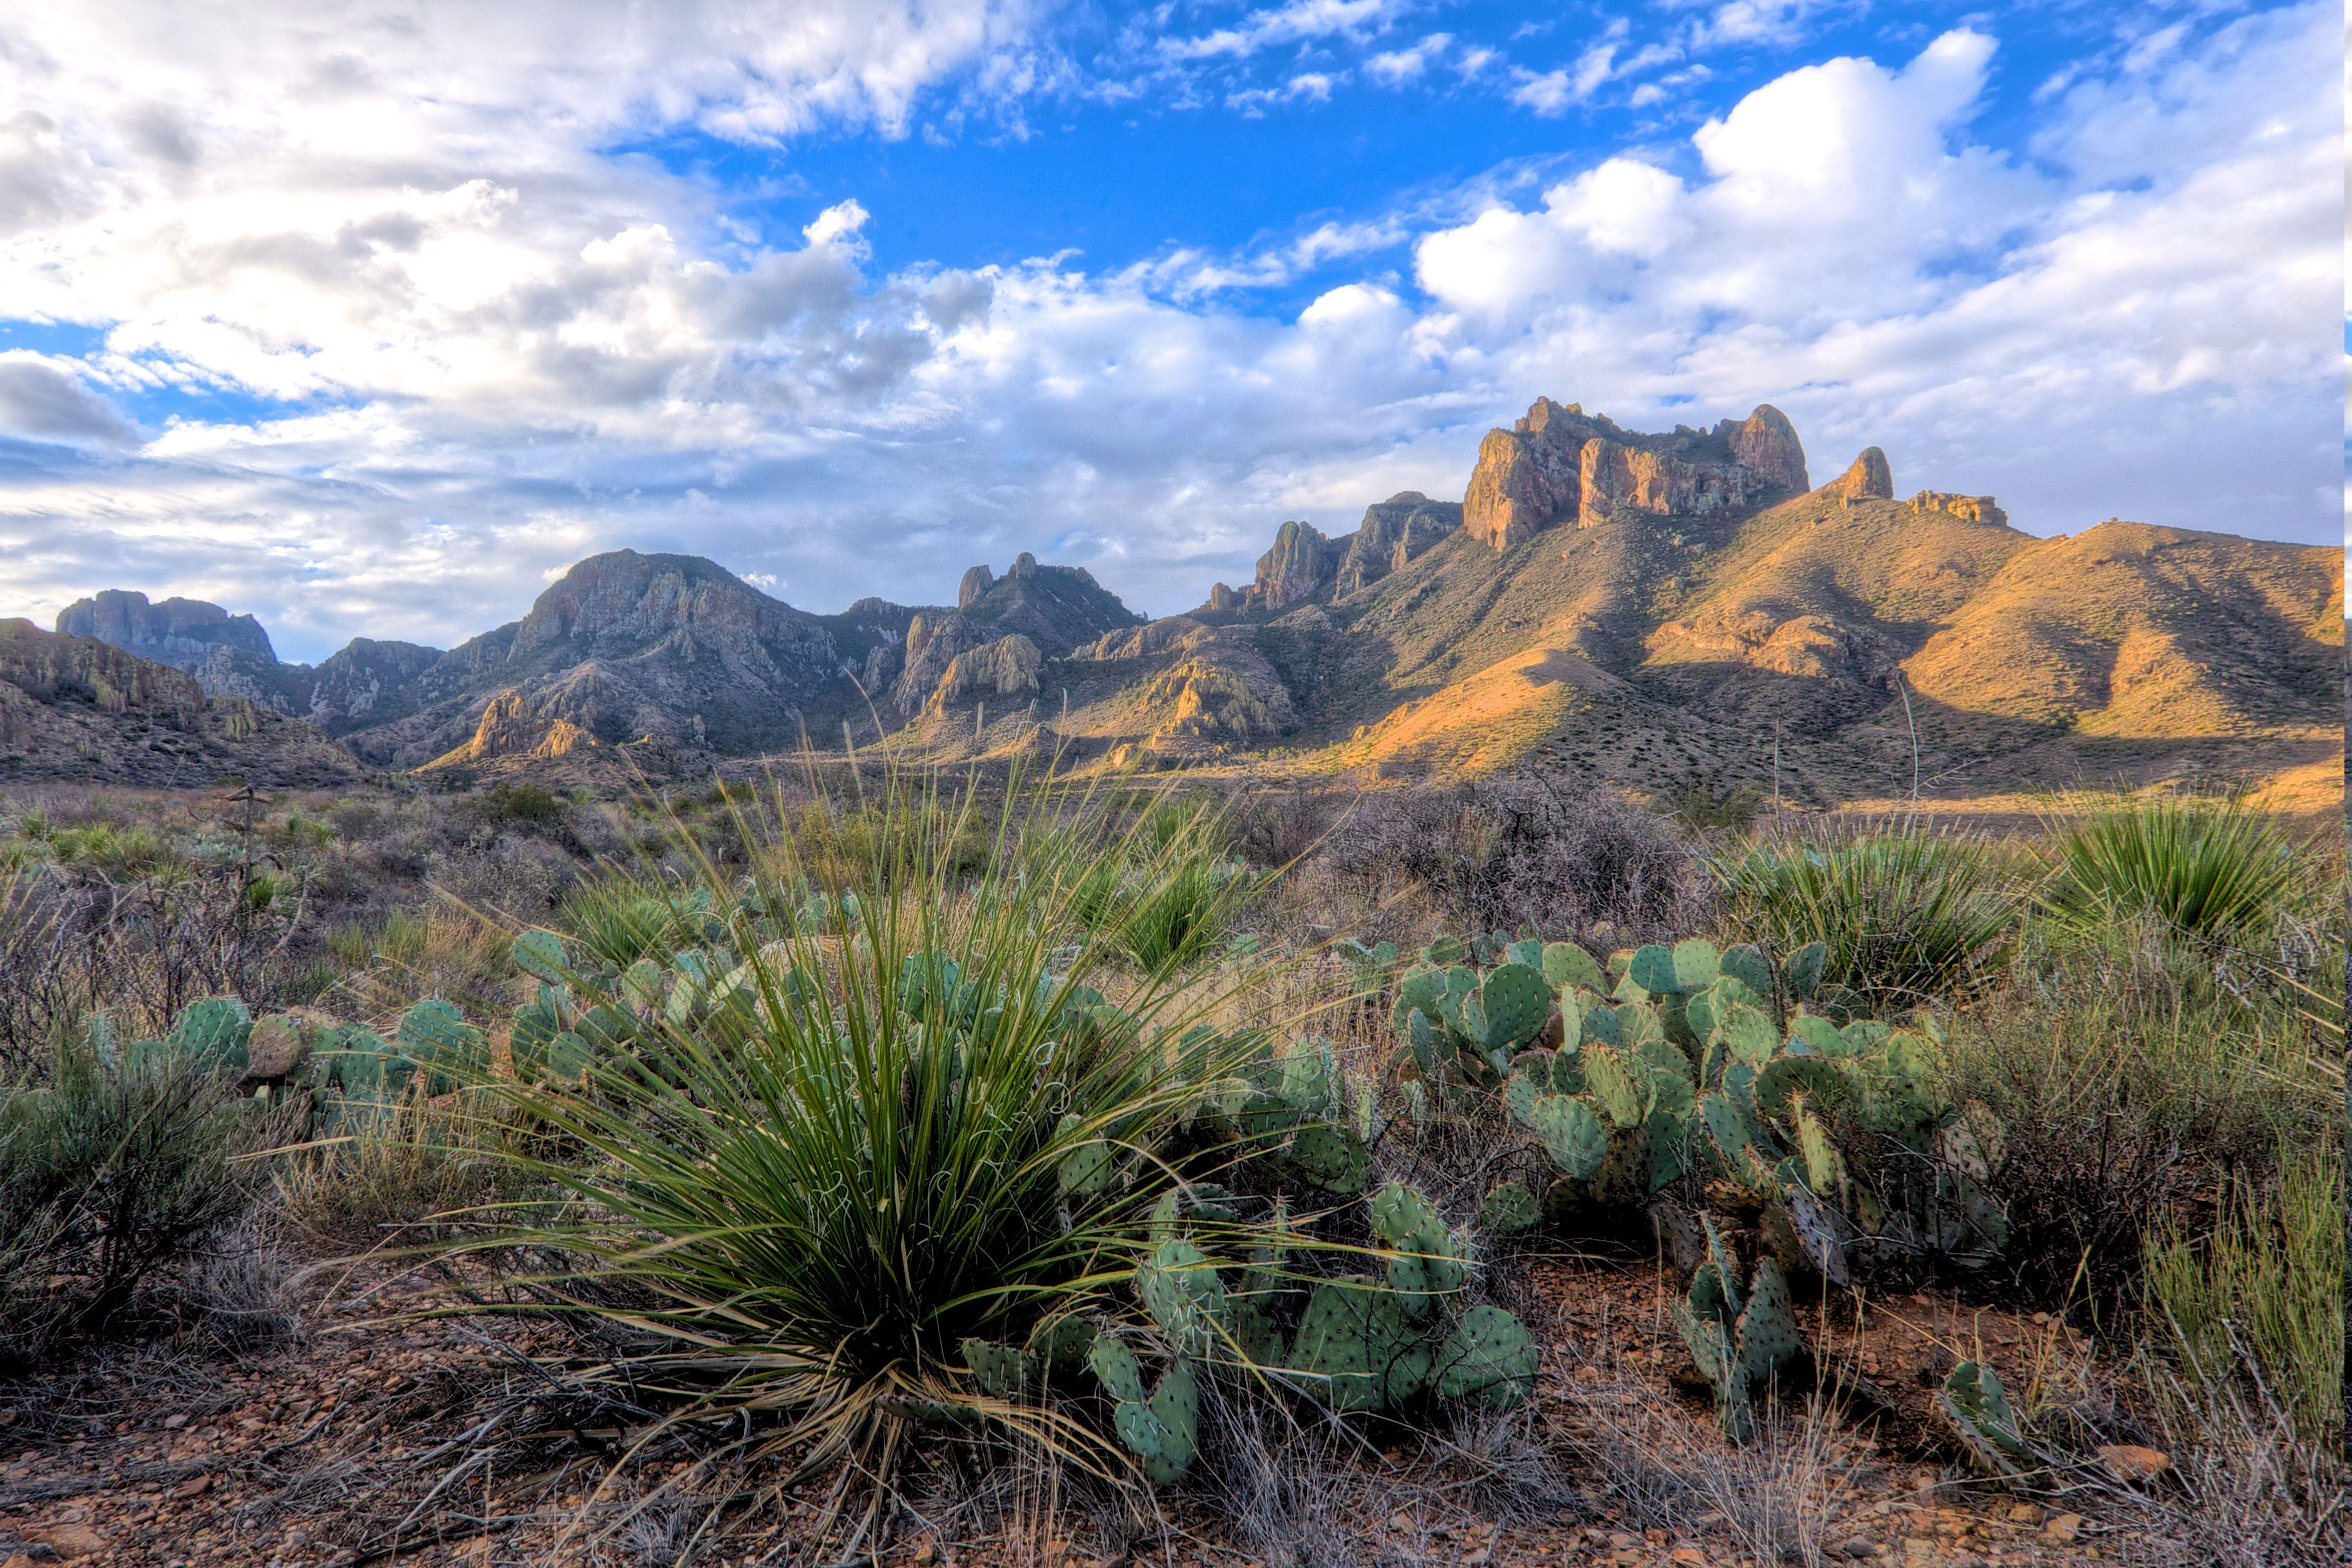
[37,396,2343,803]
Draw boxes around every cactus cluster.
[1672,1218,1805,1438]
[1935,1360,2034,1481]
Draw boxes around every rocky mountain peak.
[1462,397,1809,550]
[1828,448,1894,502]
[55,589,278,666]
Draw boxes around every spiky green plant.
[1710,828,2022,1007]
[450,766,1281,1493]
[2039,795,2303,948]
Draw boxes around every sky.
[0,0,2338,664]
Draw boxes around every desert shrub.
[1320,775,1704,944]
[2145,1152,2341,1448]
[1944,921,2334,1315]
[476,781,564,827]
[2039,794,2305,948]
[1230,787,1332,870]
[1663,780,1763,835]
[1710,826,2021,1006]
[275,1080,529,1247]
[0,1036,258,1366]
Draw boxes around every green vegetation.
[0,772,2334,1558]
[1710,827,2022,1006]
[2039,793,2304,947]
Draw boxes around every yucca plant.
[1710,826,2023,1007]
[448,766,1281,1502]
[2039,795,2302,949]
[1043,795,1263,976]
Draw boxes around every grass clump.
[460,770,1276,1485]
[2145,1153,2341,1449]
[1711,826,2021,1007]
[2039,794,2305,948]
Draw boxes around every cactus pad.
[1289,1122,1371,1194]
[1291,1277,1429,1410]
[1541,942,1605,993]
[1474,963,1551,1053]
[961,1338,1038,1399]
[1671,939,1721,992]
[1477,1181,1540,1235]
[1112,1357,1199,1484]
[1435,1305,1538,1408]
[1779,941,1827,1001]
[1627,945,1678,995]
[511,928,569,984]
[1720,944,1775,996]
[1936,1361,2031,1479]
[1529,1095,1608,1178]
[169,996,253,1071]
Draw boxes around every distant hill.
[0,619,363,788]
[40,396,2342,804]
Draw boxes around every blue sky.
[0,0,2337,663]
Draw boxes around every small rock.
[1670,1548,1708,1566]
[2006,1504,2039,1523]
[2043,1513,2083,1543]
[1833,1541,1877,1562]
[170,1475,211,1499]
[1902,1539,1936,1564]
[1608,1534,1641,1551]
[2096,1443,2170,1482]
[163,1414,188,1430]
[912,1546,937,1565]
[34,1525,106,1561]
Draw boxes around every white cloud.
[0,2,2336,661]
[1365,33,1452,85]
[1162,0,1405,62]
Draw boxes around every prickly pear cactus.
[1433,1304,1538,1409]
[1673,1221,1805,1440]
[396,999,487,1096]
[1936,1360,2033,1481]
[1290,1276,1431,1411]
[1089,1338,1200,1484]
[1370,1182,1465,1313]
[167,996,253,1072]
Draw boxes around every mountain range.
[10,396,2341,804]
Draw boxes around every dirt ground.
[0,1244,2175,1568]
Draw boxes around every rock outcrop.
[890,553,1141,716]
[1461,398,1808,549]
[1249,521,1337,611]
[1336,493,1460,592]
[0,620,362,786]
[1907,491,2008,527]
[1828,449,1894,502]
[924,634,1043,714]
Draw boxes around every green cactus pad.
[1578,995,1622,1047]
[396,1000,486,1095]
[1710,1001,1779,1067]
[1290,1122,1371,1194]
[169,996,253,1071]
[1086,1335,1148,1403]
[1530,1094,1608,1178]
[1617,1004,1666,1051]
[961,1338,1038,1399]
[1787,1013,1844,1055]
[1541,942,1605,993]
[1505,938,1544,968]
[1504,1063,1545,1129]
[1755,1053,1844,1119]
[1421,935,1466,967]
[1643,1107,1688,1192]
[1139,1239,1228,1352]
[1291,1278,1430,1410]
[1720,944,1775,997]
[1734,1259,1803,1386]
[1057,1137,1116,1196]
[1627,945,1678,994]
[1780,942,1827,1001]
[1672,939,1721,992]
[1436,1305,1538,1408]
[1475,963,1551,1053]
[1936,1360,2031,1478]
[511,928,569,984]
[1478,1181,1540,1235]
[1112,1357,1199,1484]
[1581,1045,1644,1128]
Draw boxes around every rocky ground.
[0,1251,2164,1568]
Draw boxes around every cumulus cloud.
[0,1,2335,662]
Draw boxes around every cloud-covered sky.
[0,0,2337,662]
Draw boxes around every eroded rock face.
[958,565,995,608]
[1337,493,1460,592]
[1907,491,2007,527]
[1249,521,1337,611]
[891,556,1142,715]
[56,590,277,667]
[1828,449,1895,502]
[0,620,362,786]
[924,633,1043,713]
[1462,397,1809,549]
